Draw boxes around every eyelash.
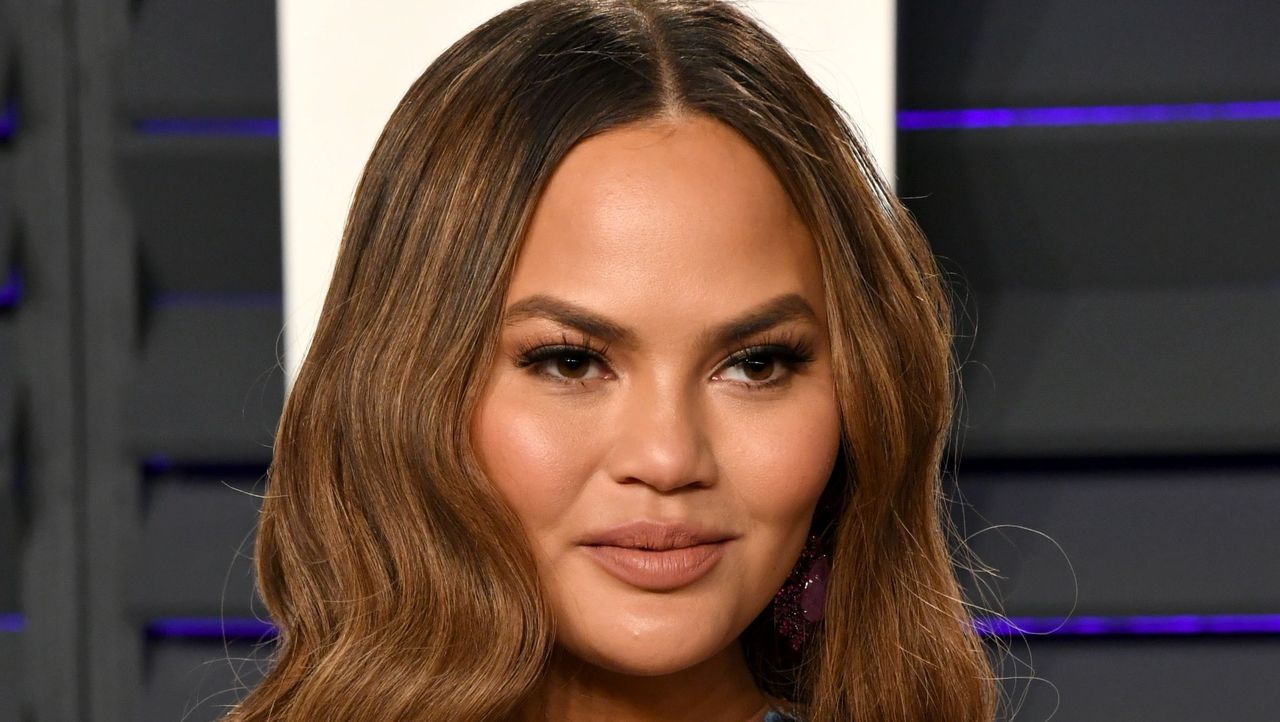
[509,330,816,392]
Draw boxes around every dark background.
[1,0,1277,719]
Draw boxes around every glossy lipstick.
[578,521,734,592]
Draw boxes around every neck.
[515,640,771,722]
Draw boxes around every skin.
[470,114,842,722]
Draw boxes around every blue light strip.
[0,268,22,308]
[127,101,1280,137]
[898,100,1280,131]
[146,617,276,640]
[139,614,1280,642]
[0,613,23,633]
[133,118,280,136]
[979,614,1280,637]
[0,100,17,140]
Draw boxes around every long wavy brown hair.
[227,1,996,720]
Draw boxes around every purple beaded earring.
[772,533,830,651]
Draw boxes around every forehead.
[507,114,824,331]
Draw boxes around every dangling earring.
[772,533,830,651]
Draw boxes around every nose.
[603,371,714,493]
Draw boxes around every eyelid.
[509,331,614,387]
[714,338,817,390]
[510,330,816,388]
[512,330,612,365]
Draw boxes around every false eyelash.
[511,331,612,372]
[724,330,817,368]
[722,331,817,391]
[510,329,818,390]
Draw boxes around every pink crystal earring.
[772,533,830,651]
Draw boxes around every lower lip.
[581,541,729,591]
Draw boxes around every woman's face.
[470,114,842,676]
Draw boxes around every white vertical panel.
[748,1,896,180]
[279,0,894,386]
[278,1,523,388]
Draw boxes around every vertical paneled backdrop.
[898,0,1280,719]
[2,0,284,720]
[0,1,1277,721]
[2,0,82,720]
[77,1,283,719]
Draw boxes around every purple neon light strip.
[134,614,1280,641]
[133,117,279,136]
[978,614,1280,636]
[0,100,16,140]
[0,614,23,633]
[129,100,1280,137]
[898,100,1280,131]
[146,617,277,640]
[0,269,22,308]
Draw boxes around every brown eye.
[513,336,611,387]
[555,353,592,379]
[719,340,815,391]
[740,355,776,382]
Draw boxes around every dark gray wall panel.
[900,0,1280,108]
[953,286,1280,455]
[900,121,1280,455]
[0,632,20,721]
[80,0,285,716]
[0,501,16,613]
[11,1,83,717]
[122,0,278,118]
[0,155,13,269]
[0,509,17,612]
[127,305,283,460]
[120,135,282,295]
[134,477,263,617]
[957,467,1280,616]
[0,1,9,105]
[900,122,1280,289]
[0,320,16,614]
[994,637,1280,721]
[142,639,271,722]
[0,321,15,613]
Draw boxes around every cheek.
[719,388,842,607]
[725,392,842,524]
[470,381,597,536]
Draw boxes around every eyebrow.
[501,292,820,350]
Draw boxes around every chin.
[560,602,740,676]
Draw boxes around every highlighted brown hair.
[227,1,996,720]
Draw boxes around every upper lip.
[578,520,736,550]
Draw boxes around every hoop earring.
[772,533,830,651]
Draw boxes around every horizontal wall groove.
[951,453,1280,476]
[899,100,1280,130]
[132,118,279,136]
[138,613,1280,643]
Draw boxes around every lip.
[581,541,731,591]
[578,521,736,592]
[578,520,735,550]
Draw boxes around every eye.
[717,338,816,391]
[524,347,606,384]
[722,351,782,383]
[511,332,611,386]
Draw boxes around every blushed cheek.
[734,399,842,526]
[471,387,595,533]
